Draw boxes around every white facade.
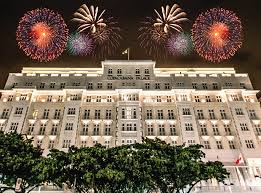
[1,60,261,191]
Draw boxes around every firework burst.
[16,8,68,62]
[154,4,188,33]
[192,8,243,62]
[167,33,193,56]
[72,4,121,58]
[67,33,93,56]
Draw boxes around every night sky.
[0,0,260,90]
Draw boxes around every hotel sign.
[107,75,150,80]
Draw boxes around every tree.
[0,131,44,193]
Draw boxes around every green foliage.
[0,131,229,193]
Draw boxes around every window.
[194,96,200,102]
[37,140,43,147]
[93,140,98,145]
[25,82,32,86]
[200,124,207,135]
[156,96,162,102]
[216,141,223,149]
[147,124,153,136]
[104,125,111,135]
[10,122,18,132]
[58,96,63,102]
[208,110,215,119]
[146,110,152,119]
[240,123,248,131]
[0,123,6,131]
[228,141,235,149]
[188,140,196,145]
[62,140,71,148]
[212,124,219,135]
[133,108,137,119]
[27,123,35,135]
[43,109,49,119]
[106,110,112,119]
[202,83,208,89]
[72,82,80,87]
[255,124,261,135]
[96,96,102,102]
[93,124,100,135]
[155,83,160,89]
[220,110,227,119]
[168,110,175,120]
[107,96,112,102]
[86,96,91,102]
[205,96,211,102]
[192,83,198,89]
[166,96,172,102]
[80,140,87,148]
[97,82,102,89]
[88,82,93,89]
[15,107,23,115]
[121,108,125,119]
[104,140,110,148]
[7,95,14,101]
[181,95,188,101]
[225,82,232,87]
[1,109,9,119]
[235,108,244,115]
[240,82,246,89]
[224,125,232,135]
[70,94,80,101]
[51,124,58,135]
[65,123,73,131]
[177,82,184,87]
[39,123,46,135]
[145,68,150,75]
[165,83,170,89]
[185,123,193,131]
[170,124,176,135]
[231,95,240,101]
[212,82,218,89]
[157,110,163,119]
[12,83,18,88]
[249,110,257,119]
[20,94,27,101]
[135,68,140,75]
[203,141,211,149]
[107,82,112,89]
[47,95,52,102]
[197,110,204,119]
[60,82,66,89]
[245,140,254,149]
[50,82,55,89]
[145,83,150,90]
[54,109,61,119]
[159,124,165,135]
[94,110,101,119]
[108,68,112,75]
[82,124,88,135]
[122,123,125,131]
[216,96,222,102]
[40,82,45,89]
[117,69,122,74]
[68,108,76,115]
[48,140,55,149]
[182,108,191,115]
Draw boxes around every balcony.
[121,131,138,138]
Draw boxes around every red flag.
[235,153,244,165]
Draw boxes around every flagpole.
[128,48,130,60]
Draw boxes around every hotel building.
[0,60,261,191]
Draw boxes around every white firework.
[72,4,106,33]
[154,4,188,33]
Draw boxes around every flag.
[235,153,244,165]
[122,48,129,55]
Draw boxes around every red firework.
[192,8,243,62]
[16,8,69,62]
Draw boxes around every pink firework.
[16,8,69,62]
[192,8,243,62]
